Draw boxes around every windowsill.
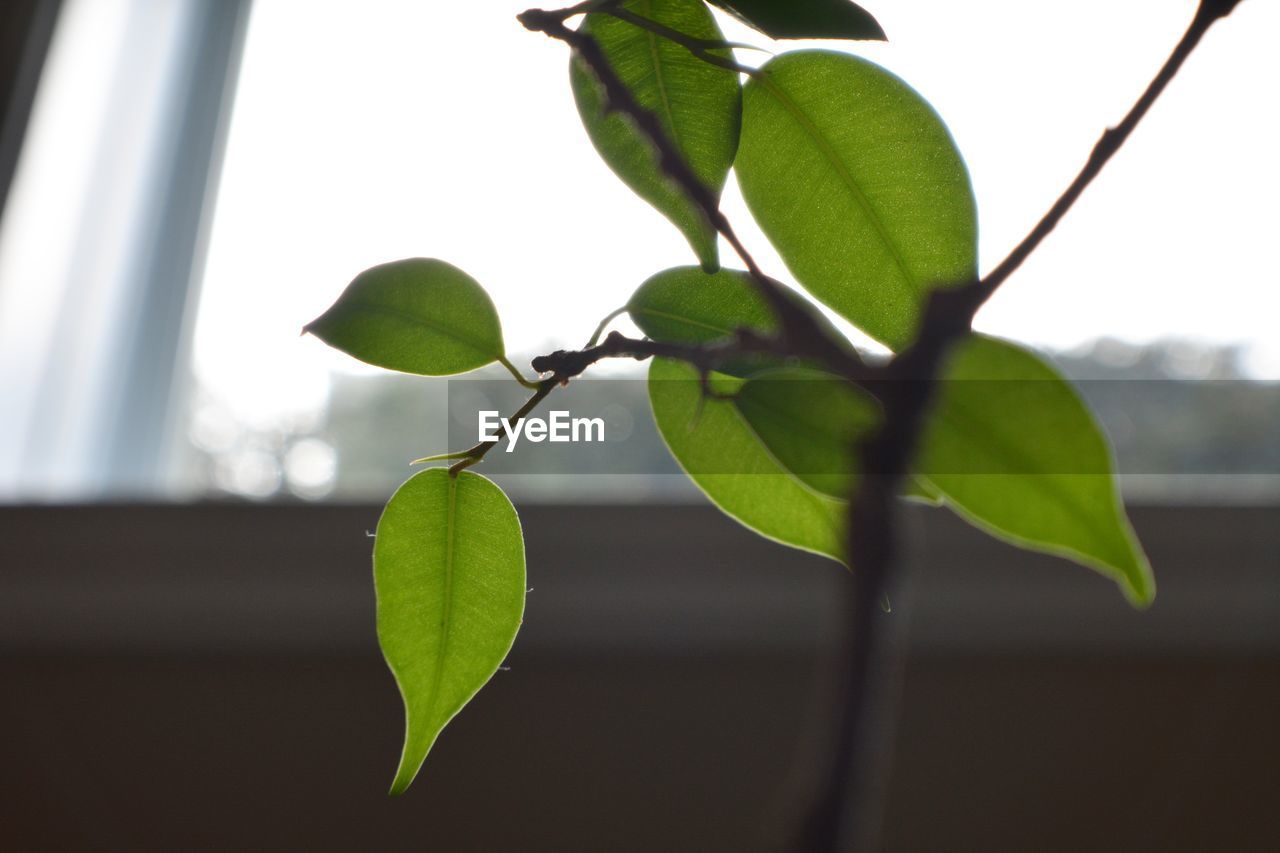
[1,502,1276,657]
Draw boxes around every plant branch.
[518,5,861,380]
[449,380,557,476]
[517,0,1245,849]
[449,329,780,475]
[806,2,1247,850]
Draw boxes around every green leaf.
[632,266,843,558]
[915,335,1154,605]
[626,264,855,376]
[305,258,504,376]
[734,367,879,498]
[628,265,774,343]
[708,0,885,41]
[649,358,847,561]
[736,51,977,350]
[571,0,741,270]
[374,468,526,795]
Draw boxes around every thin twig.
[807,2,1247,850]
[449,329,782,475]
[518,6,862,380]
[515,1,1245,849]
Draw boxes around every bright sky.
[194,0,1280,427]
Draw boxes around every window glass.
[4,1,1276,502]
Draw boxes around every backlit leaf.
[916,335,1154,605]
[571,0,741,270]
[735,367,879,498]
[649,358,847,561]
[628,265,773,342]
[627,264,853,376]
[305,258,504,376]
[374,469,526,795]
[736,51,977,349]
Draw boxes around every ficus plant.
[302,0,1243,845]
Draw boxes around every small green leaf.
[626,265,855,376]
[915,335,1154,605]
[628,265,774,343]
[736,51,977,349]
[649,358,847,561]
[571,0,741,270]
[708,0,885,41]
[305,258,504,376]
[735,367,879,498]
[633,266,843,559]
[374,468,526,795]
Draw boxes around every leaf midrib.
[722,395,845,548]
[927,391,1128,568]
[323,300,496,360]
[756,71,917,294]
[631,305,742,338]
[425,476,459,723]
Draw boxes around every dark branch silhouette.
[511,1,1248,849]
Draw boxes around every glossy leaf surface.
[375,469,526,795]
[708,0,885,41]
[737,51,977,349]
[571,0,741,270]
[916,335,1154,605]
[305,258,504,376]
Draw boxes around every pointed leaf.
[305,258,504,375]
[735,367,879,498]
[736,51,977,349]
[708,0,885,41]
[649,358,847,561]
[571,0,741,270]
[374,468,526,795]
[916,335,1154,605]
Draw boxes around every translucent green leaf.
[916,335,1154,605]
[632,267,841,558]
[649,358,847,561]
[735,367,879,498]
[708,0,885,41]
[626,264,854,377]
[628,265,773,342]
[305,258,504,376]
[571,0,741,270]
[374,469,526,795]
[736,51,977,349]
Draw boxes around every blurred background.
[0,1,1276,851]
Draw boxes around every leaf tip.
[387,757,421,797]
[1125,573,1157,610]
